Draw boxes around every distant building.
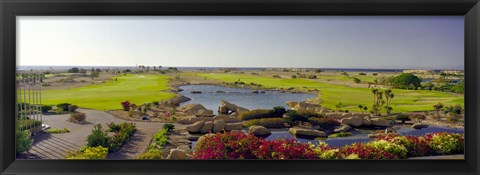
[441,70,464,75]
[403,69,434,74]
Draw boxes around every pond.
[191,126,464,149]
[179,85,317,113]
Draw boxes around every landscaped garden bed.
[193,131,464,160]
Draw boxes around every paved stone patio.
[27,109,169,159]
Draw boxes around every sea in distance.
[17,66,461,72]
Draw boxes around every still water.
[179,85,316,113]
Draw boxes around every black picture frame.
[1,0,479,174]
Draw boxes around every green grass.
[197,73,464,113]
[40,74,176,110]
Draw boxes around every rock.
[370,118,391,127]
[342,113,353,118]
[218,100,249,114]
[169,95,191,104]
[176,145,192,153]
[212,120,226,133]
[363,117,372,126]
[191,91,202,94]
[200,121,214,133]
[248,125,271,136]
[167,149,188,159]
[179,104,213,115]
[251,90,259,93]
[187,135,200,141]
[215,91,226,93]
[411,123,429,129]
[357,113,371,118]
[197,133,215,144]
[340,116,364,127]
[230,112,238,117]
[288,127,327,137]
[325,113,343,120]
[213,115,241,123]
[177,116,214,125]
[293,101,322,111]
[333,124,352,133]
[186,121,205,133]
[171,87,184,92]
[218,106,229,114]
[224,123,243,131]
[286,101,298,108]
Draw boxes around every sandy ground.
[28,108,171,159]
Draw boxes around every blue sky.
[17,16,464,69]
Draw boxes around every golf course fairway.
[41,74,176,110]
[196,73,464,113]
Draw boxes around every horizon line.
[17,65,465,71]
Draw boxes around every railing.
[16,73,43,135]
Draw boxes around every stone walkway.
[28,109,167,159]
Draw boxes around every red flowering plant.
[193,131,465,160]
[255,139,318,159]
[338,143,399,159]
[193,131,318,159]
[193,131,263,159]
[121,101,131,111]
[375,134,431,157]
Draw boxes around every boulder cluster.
[340,116,391,127]
[218,100,249,115]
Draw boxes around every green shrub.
[446,113,461,123]
[308,118,340,130]
[163,123,175,131]
[17,119,42,131]
[68,105,79,112]
[56,103,72,111]
[367,140,408,159]
[329,132,352,138]
[297,109,323,118]
[137,149,163,159]
[353,77,361,84]
[66,146,108,159]
[409,114,426,123]
[428,133,464,155]
[284,110,308,124]
[238,109,278,120]
[46,128,70,134]
[271,106,287,116]
[87,124,109,148]
[17,102,31,110]
[107,122,122,132]
[108,122,136,152]
[41,105,53,113]
[149,128,169,150]
[68,112,86,123]
[16,129,33,154]
[243,118,287,128]
[17,115,30,120]
[395,114,411,124]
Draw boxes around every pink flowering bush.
[339,143,399,159]
[193,131,263,159]
[193,131,464,160]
